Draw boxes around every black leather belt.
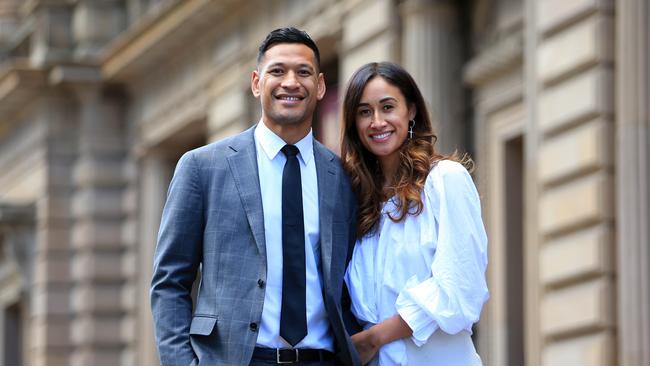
[252,347,335,364]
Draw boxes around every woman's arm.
[351,314,412,364]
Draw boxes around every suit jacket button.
[249,322,258,331]
[257,279,265,288]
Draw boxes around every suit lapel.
[314,142,338,288]
[226,127,266,255]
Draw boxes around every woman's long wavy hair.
[340,62,470,238]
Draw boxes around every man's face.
[251,43,325,130]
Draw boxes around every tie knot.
[281,144,300,158]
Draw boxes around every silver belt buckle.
[276,348,299,364]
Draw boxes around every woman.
[341,62,488,366]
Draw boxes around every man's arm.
[342,197,362,336]
[150,152,204,366]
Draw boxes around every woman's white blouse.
[345,160,489,365]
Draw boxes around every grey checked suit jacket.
[151,126,361,366]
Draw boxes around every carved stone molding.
[463,33,523,87]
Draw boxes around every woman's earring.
[408,119,416,139]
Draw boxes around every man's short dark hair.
[257,27,321,69]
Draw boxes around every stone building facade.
[0,0,648,365]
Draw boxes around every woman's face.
[354,77,415,170]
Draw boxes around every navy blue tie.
[279,145,307,346]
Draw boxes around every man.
[151,27,361,366]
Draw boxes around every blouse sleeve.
[395,161,489,346]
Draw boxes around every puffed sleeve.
[395,161,488,346]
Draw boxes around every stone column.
[616,1,650,365]
[29,1,75,66]
[523,0,541,364]
[400,0,465,154]
[65,78,131,366]
[0,0,20,46]
[137,151,173,366]
[72,0,126,59]
[340,0,399,83]
[31,93,77,366]
[126,0,146,24]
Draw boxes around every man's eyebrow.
[265,62,315,71]
[264,62,284,69]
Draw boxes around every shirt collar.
[255,120,314,165]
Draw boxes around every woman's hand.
[351,329,380,365]
[352,315,413,364]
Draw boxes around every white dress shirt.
[254,121,333,351]
[345,160,489,365]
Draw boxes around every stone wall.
[1,0,649,365]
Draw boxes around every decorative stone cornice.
[49,64,102,85]
[400,0,455,15]
[463,33,523,86]
[0,62,46,125]
[101,0,239,83]
[0,203,35,225]
[20,0,70,16]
